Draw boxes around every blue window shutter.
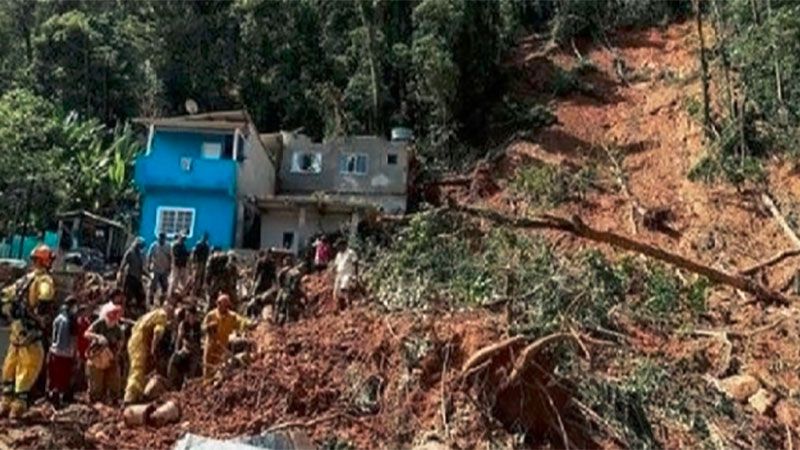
[339,154,347,173]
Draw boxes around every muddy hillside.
[4,20,800,450]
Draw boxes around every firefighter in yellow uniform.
[123,305,174,404]
[0,245,56,419]
[202,294,249,378]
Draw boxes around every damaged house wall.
[277,132,408,214]
[257,132,409,253]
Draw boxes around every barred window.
[156,207,195,238]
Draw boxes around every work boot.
[0,397,11,418]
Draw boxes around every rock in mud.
[151,401,181,426]
[719,374,760,401]
[748,388,776,415]
[123,404,155,427]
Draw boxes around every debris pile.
[90,307,509,449]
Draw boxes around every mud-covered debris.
[748,388,777,415]
[775,400,800,429]
[719,374,760,401]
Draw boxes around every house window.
[202,142,222,159]
[282,232,295,249]
[291,152,322,174]
[339,153,368,175]
[156,207,195,238]
[387,153,398,165]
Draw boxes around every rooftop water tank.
[391,127,413,142]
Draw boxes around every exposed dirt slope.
[4,21,800,450]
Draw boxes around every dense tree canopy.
[3,0,796,230]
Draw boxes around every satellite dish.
[185,99,199,115]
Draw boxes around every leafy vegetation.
[688,0,800,184]
[366,213,708,335]
[510,163,597,208]
[0,89,140,234]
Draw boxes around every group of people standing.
[0,231,359,420]
[118,231,215,311]
[0,238,251,419]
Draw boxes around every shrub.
[511,163,597,208]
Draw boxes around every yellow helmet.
[31,244,55,268]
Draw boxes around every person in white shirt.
[333,242,358,309]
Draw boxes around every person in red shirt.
[313,236,332,270]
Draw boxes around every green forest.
[0,0,798,234]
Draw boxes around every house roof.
[133,110,250,131]
[56,210,125,229]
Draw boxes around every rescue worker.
[274,260,305,325]
[84,302,124,404]
[202,294,249,378]
[169,233,190,296]
[47,296,78,408]
[167,305,201,390]
[253,250,276,296]
[223,251,240,306]
[0,244,56,419]
[123,303,174,404]
[118,237,146,312]
[147,232,171,306]
[191,232,210,296]
[204,250,228,308]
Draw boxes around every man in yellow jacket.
[0,245,56,419]
[202,294,249,378]
[123,304,174,404]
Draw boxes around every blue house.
[134,111,275,250]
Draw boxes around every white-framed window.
[291,151,322,174]
[202,142,223,159]
[155,207,195,238]
[339,153,368,175]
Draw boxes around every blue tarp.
[0,231,59,260]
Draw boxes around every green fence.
[0,231,59,260]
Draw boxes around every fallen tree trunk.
[451,204,791,305]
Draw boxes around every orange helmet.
[31,244,55,268]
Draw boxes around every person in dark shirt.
[191,232,210,295]
[169,233,190,296]
[253,250,276,296]
[167,305,202,389]
[118,238,146,311]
